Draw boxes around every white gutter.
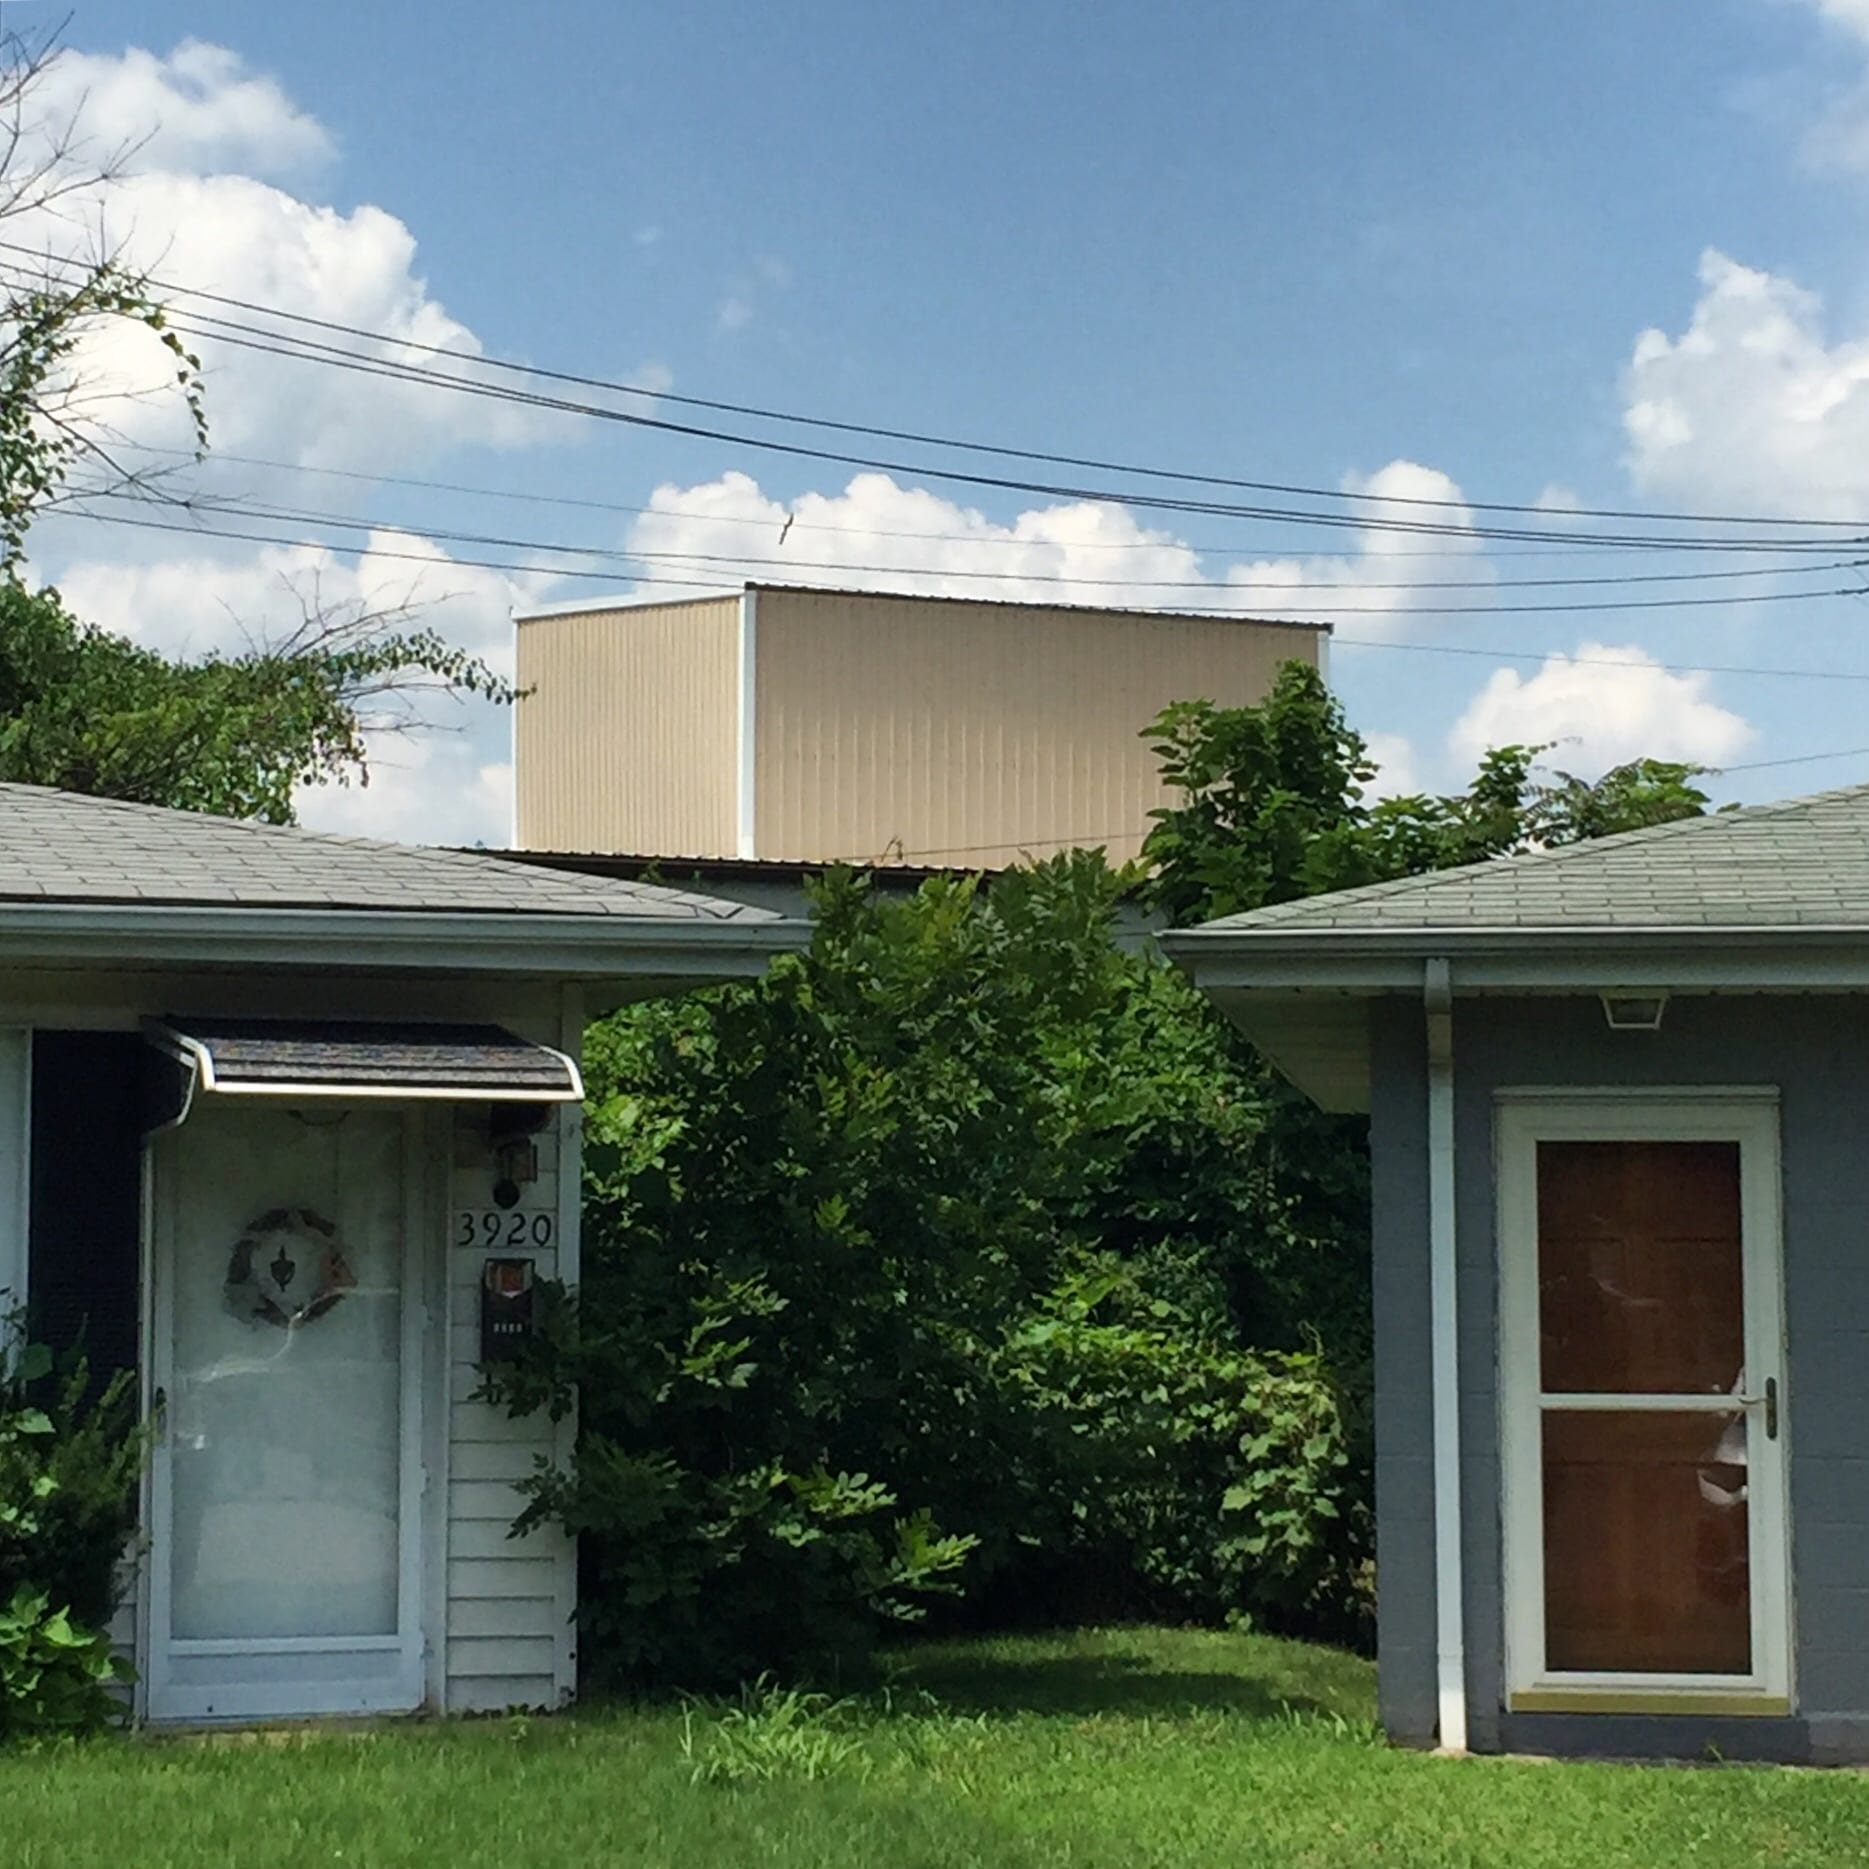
[1423,956,1467,1754]
[0,904,808,978]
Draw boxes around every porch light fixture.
[1599,991,1668,1032]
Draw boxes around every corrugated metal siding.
[750,589,1321,865]
[443,1109,575,1714]
[515,597,741,857]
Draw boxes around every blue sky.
[20,1,1869,842]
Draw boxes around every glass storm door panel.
[1502,1102,1788,1705]
[1538,1142,1750,1676]
[147,1102,425,1722]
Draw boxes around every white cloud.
[1806,0,1869,29]
[1780,1,1869,170]
[28,170,561,473]
[1449,643,1757,775]
[10,41,566,480]
[1362,731,1425,800]
[296,742,513,849]
[30,40,333,179]
[625,462,1486,632]
[628,469,1209,603]
[48,528,538,846]
[1622,249,1869,516]
[713,255,793,334]
[11,41,579,847]
[1223,460,1490,635]
[61,527,525,671]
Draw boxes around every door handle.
[1740,1378,1779,1441]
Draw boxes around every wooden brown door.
[1502,1100,1788,1705]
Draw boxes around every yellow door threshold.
[1508,1690,1790,1717]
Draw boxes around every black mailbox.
[480,1258,535,1362]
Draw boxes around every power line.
[6,237,1850,557]
[833,749,1869,861]
[50,505,1869,685]
[57,498,1869,617]
[1717,744,1869,773]
[103,440,1860,565]
[77,485,1865,599]
[162,312,1869,555]
[7,236,1863,535]
[1328,635,1869,683]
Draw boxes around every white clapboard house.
[0,784,800,1723]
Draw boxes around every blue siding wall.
[1370,992,1869,1762]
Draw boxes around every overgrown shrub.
[990,1261,1370,1643]
[0,1586,120,1740]
[0,1338,143,1738]
[482,857,1372,1686]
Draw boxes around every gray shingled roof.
[1193,782,1869,937]
[0,784,772,920]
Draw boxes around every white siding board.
[450,1402,544,1445]
[451,1480,537,1522]
[452,1441,546,1482]
[450,1673,557,1714]
[449,1520,561,1562]
[450,1597,561,1640]
[450,1560,553,1600]
[448,1636,558,1678]
[444,1103,577,1715]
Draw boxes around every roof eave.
[1161,922,1869,993]
[0,902,809,982]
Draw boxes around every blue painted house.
[1164,783,1869,1763]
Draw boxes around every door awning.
[145,1016,583,1129]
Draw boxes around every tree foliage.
[483,862,1369,1685]
[0,29,513,821]
[0,580,513,823]
[1141,663,1712,925]
[482,665,1720,1688]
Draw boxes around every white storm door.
[146,1102,427,1721]
[1500,1095,1791,1712]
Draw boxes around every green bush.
[0,1585,121,1741]
[0,1338,143,1738]
[482,857,1371,1687]
[989,1260,1370,1642]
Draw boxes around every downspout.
[1423,956,1468,1754]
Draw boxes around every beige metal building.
[513,583,1328,868]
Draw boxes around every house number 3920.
[456,1210,556,1249]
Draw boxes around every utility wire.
[52,506,1869,684]
[160,312,1869,555]
[823,747,1869,861]
[7,236,1863,534]
[101,440,1862,565]
[1718,744,1869,773]
[76,485,1865,599]
[56,499,1869,617]
[7,241,1853,557]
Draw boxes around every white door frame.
[1497,1088,1792,1714]
[143,1104,431,1722]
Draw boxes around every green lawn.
[7,1627,1869,1868]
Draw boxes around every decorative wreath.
[224,1207,357,1329]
